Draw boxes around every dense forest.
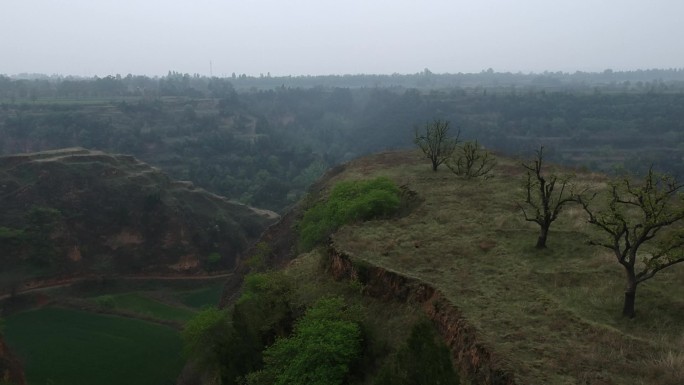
[1,70,684,212]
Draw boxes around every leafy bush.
[206,252,222,264]
[298,177,401,250]
[181,307,231,364]
[235,272,294,345]
[182,306,250,384]
[244,242,272,272]
[182,272,294,385]
[95,295,116,310]
[0,227,25,241]
[246,297,362,385]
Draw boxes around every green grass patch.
[3,307,183,385]
[298,177,401,250]
[177,282,225,309]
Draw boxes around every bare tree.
[577,168,684,318]
[519,146,578,248]
[447,140,496,179]
[414,119,459,171]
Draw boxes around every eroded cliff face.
[0,337,26,385]
[0,148,278,293]
[213,151,513,384]
[328,244,515,385]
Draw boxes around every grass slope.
[329,150,684,385]
[4,307,183,385]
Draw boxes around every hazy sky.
[1,0,682,77]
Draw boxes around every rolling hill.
[219,150,684,385]
[0,148,278,294]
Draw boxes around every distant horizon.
[4,66,684,80]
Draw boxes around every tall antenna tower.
[210,60,213,77]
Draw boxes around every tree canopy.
[578,168,684,317]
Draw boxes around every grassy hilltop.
[298,150,684,385]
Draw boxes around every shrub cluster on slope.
[246,297,362,385]
[182,265,458,385]
[182,272,293,385]
[298,177,401,250]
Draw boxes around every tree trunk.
[536,225,549,248]
[622,269,637,318]
[622,291,636,318]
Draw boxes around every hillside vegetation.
[3,74,684,212]
[2,73,684,384]
[311,150,684,385]
[0,148,277,293]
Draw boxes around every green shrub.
[246,297,363,385]
[26,206,62,227]
[95,295,116,310]
[244,242,271,272]
[206,252,222,264]
[182,272,295,385]
[181,307,231,361]
[236,272,294,344]
[182,307,234,382]
[0,227,25,240]
[298,177,401,250]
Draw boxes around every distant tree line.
[3,67,684,96]
[2,74,684,212]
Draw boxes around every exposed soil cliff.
[328,244,515,385]
[0,148,278,293]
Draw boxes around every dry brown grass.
[328,150,684,385]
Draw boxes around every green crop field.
[176,282,225,309]
[3,307,184,385]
